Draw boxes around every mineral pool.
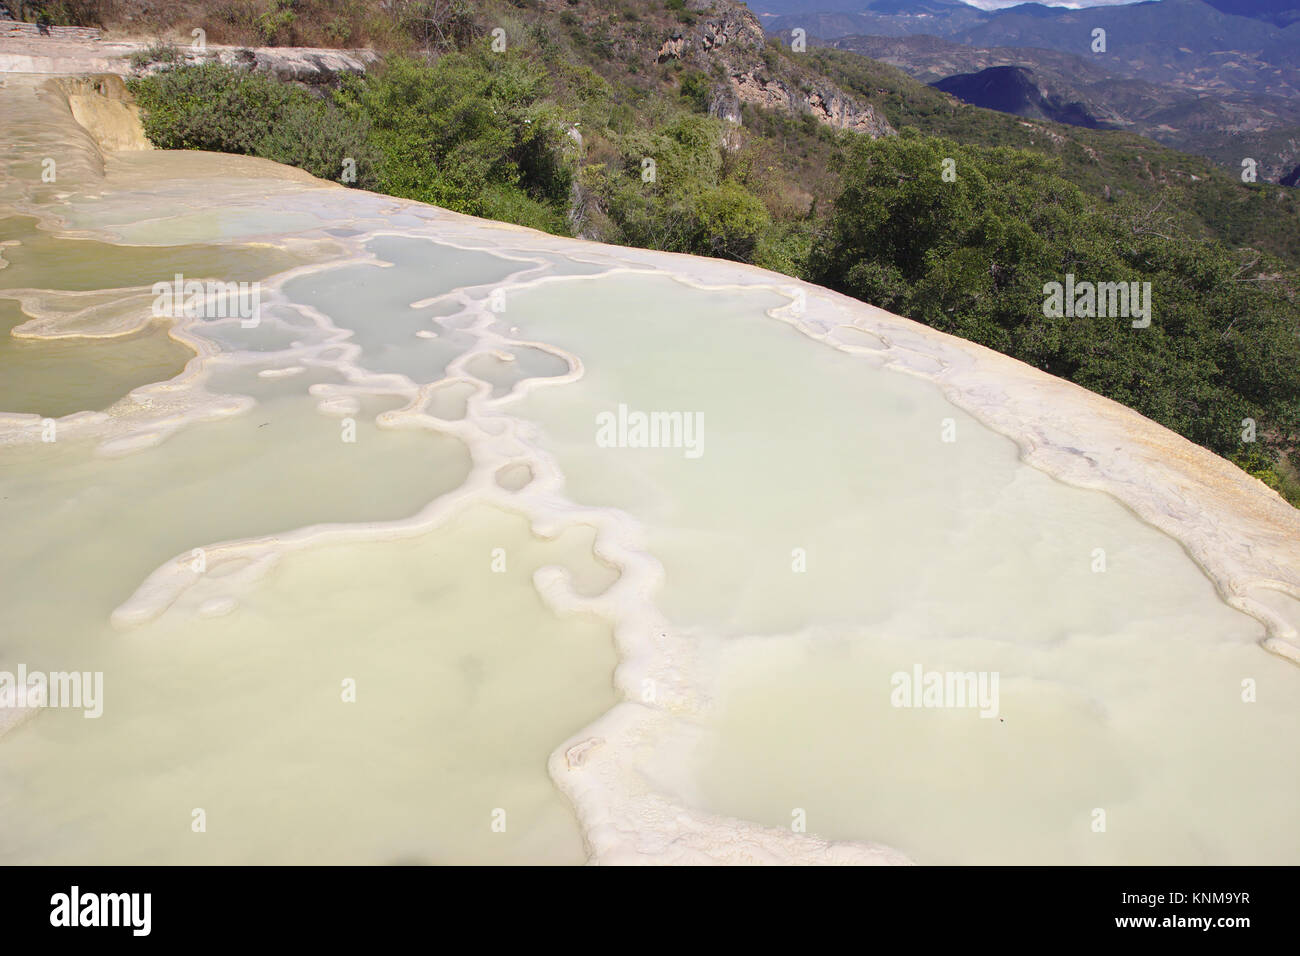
[0,74,1296,864]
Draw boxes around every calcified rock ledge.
[1,74,1297,865]
[0,34,375,83]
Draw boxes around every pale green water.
[0,299,194,416]
[0,215,309,292]
[0,504,616,864]
[0,74,1294,865]
[496,272,1299,864]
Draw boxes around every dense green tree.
[812,131,1300,485]
[128,63,377,187]
[334,52,575,231]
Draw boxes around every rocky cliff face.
[726,69,894,137]
[655,2,765,63]
[651,0,894,139]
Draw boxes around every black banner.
[0,865,1286,943]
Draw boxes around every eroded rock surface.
[650,0,894,137]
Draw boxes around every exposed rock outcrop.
[652,0,893,138]
[57,74,151,151]
[656,34,687,64]
[729,68,895,138]
[0,32,375,86]
[136,45,378,86]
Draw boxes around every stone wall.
[1,22,103,41]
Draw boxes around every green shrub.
[812,130,1300,497]
[679,71,710,114]
[256,0,298,45]
[129,42,181,71]
[334,53,575,228]
[690,181,770,260]
[128,63,378,187]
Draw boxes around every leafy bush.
[690,181,769,260]
[812,130,1300,496]
[256,0,297,45]
[128,63,378,187]
[334,53,576,226]
[679,70,710,114]
[129,42,180,71]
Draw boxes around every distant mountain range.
[751,0,1300,28]
[955,0,1151,9]
[959,0,1300,22]
[755,0,1300,98]
[752,0,1300,183]
[931,64,1120,128]
[831,32,1300,182]
[1193,0,1300,26]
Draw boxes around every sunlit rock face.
[0,74,1297,865]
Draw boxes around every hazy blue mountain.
[1200,0,1300,26]
[758,0,1299,98]
[932,64,1114,127]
